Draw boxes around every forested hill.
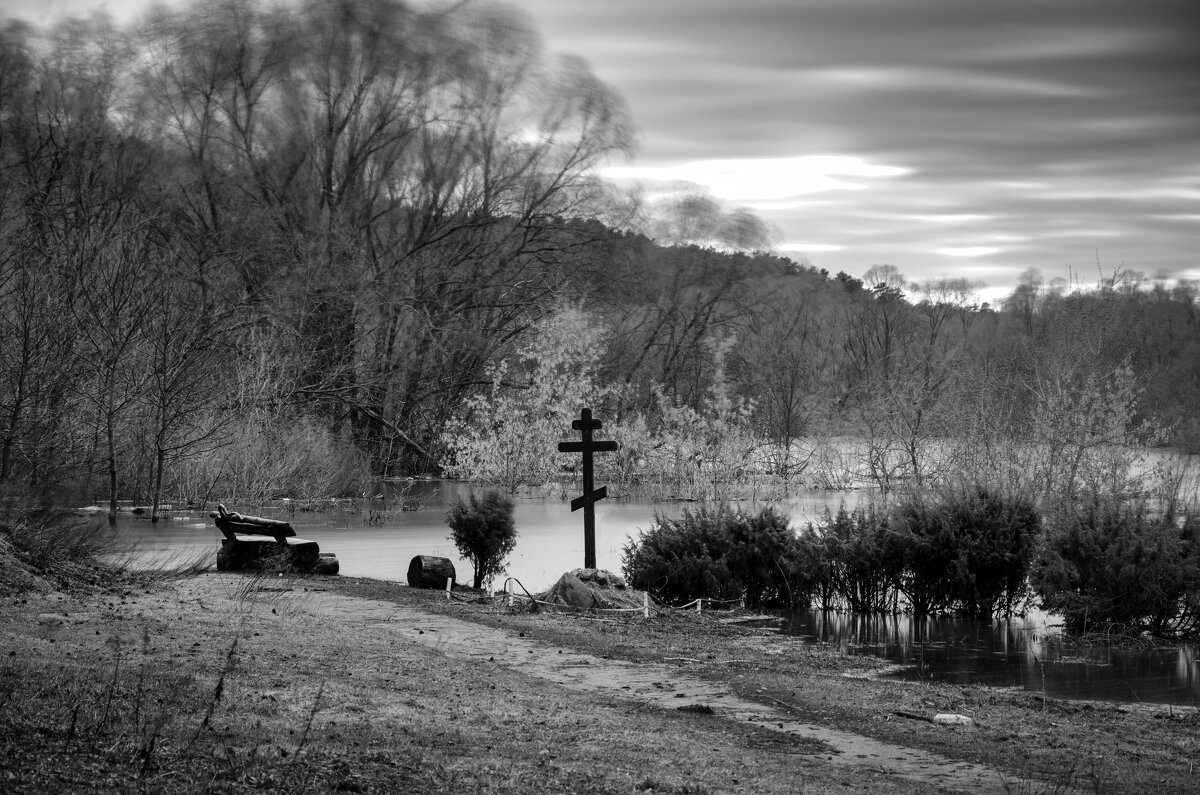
[1,2,1197,512]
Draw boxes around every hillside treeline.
[1,1,1197,517]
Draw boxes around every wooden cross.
[558,407,620,569]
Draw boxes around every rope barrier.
[486,578,747,619]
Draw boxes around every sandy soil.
[3,572,1197,793]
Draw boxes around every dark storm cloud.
[521,0,1200,293]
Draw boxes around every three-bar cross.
[558,407,619,569]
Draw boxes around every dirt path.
[186,576,1018,793]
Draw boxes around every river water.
[111,480,1200,707]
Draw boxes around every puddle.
[779,609,1200,707]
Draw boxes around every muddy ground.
[2,572,1197,793]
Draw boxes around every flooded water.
[111,480,1200,707]
[778,610,1200,707]
[113,480,861,592]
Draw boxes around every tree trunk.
[407,555,456,589]
[151,447,166,523]
[106,408,118,526]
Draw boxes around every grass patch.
[1,510,211,596]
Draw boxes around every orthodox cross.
[558,407,620,569]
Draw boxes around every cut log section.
[407,555,456,589]
[313,553,340,576]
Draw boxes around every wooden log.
[210,503,295,542]
[216,536,320,572]
[407,555,456,589]
[312,553,340,576]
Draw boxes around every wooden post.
[558,408,620,569]
[445,577,452,600]
[507,578,514,607]
[643,591,649,619]
[696,598,702,614]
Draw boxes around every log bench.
[211,504,339,575]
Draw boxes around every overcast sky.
[516,0,1200,300]
[7,0,1199,300]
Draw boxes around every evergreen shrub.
[621,506,810,608]
[1031,499,1200,637]
[892,488,1039,617]
[447,490,517,590]
[804,506,900,613]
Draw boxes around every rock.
[541,571,647,610]
[543,573,600,609]
[932,713,974,726]
[568,568,627,589]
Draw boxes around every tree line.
[2,0,1198,521]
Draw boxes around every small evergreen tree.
[447,490,517,590]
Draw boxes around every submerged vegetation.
[1032,498,1200,637]
[623,478,1200,640]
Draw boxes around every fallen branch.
[893,710,934,723]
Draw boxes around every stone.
[543,572,599,609]
[568,568,627,589]
[932,713,974,726]
[540,570,646,611]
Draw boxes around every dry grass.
[2,547,1198,793]
[0,510,211,596]
[1,575,910,794]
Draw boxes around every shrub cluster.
[623,488,1042,617]
[623,485,1200,637]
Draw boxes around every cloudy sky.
[8,0,1199,299]
[516,0,1200,299]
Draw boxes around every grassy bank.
[2,559,1198,793]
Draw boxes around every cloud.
[603,155,909,201]
[937,247,1003,258]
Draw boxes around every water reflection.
[781,609,1200,707]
